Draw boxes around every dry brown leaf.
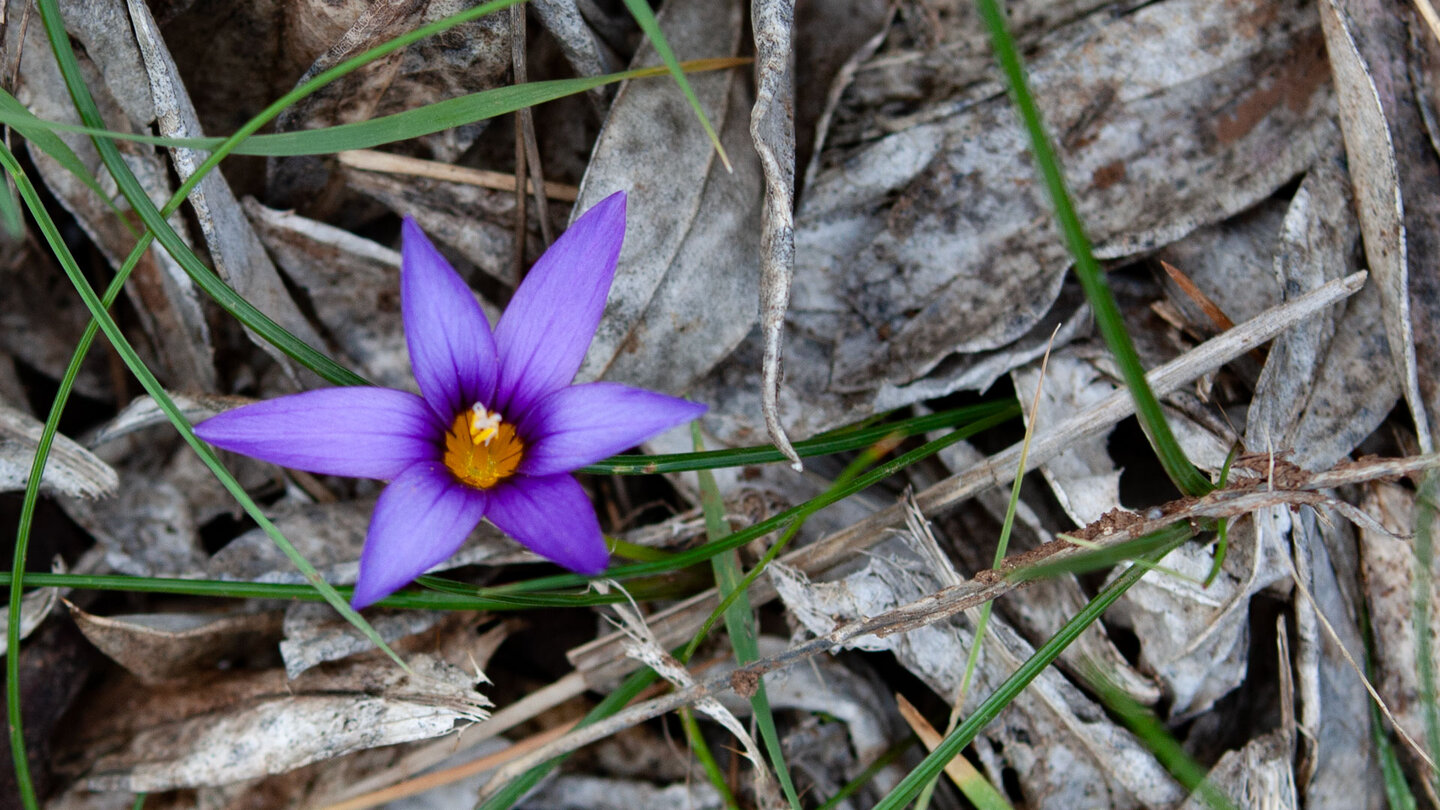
[68,604,284,684]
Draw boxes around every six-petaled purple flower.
[196,192,705,608]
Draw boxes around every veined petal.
[195,388,441,480]
[486,474,608,574]
[402,217,499,419]
[493,191,625,414]
[352,461,488,609]
[518,382,706,476]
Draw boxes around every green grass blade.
[0,60,745,158]
[872,524,1192,810]
[695,428,802,808]
[679,707,742,809]
[1008,521,1205,583]
[0,90,133,230]
[618,0,731,171]
[583,402,1011,474]
[974,0,1209,497]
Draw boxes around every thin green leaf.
[696,427,802,808]
[583,402,1011,474]
[872,523,1193,810]
[0,91,132,230]
[618,0,731,171]
[679,708,742,809]
[0,59,746,158]
[975,0,1210,497]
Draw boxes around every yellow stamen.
[444,406,523,489]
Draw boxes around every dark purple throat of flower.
[444,403,523,488]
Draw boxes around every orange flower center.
[443,404,523,489]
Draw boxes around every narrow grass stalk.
[585,402,1010,474]
[974,0,1210,497]
[872,523,1193,810]
[0,59,745,159]
[695,428,802,808]
[679,707,742,808]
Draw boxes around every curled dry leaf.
[1319,0,1440,450]
[750,0,801,467]
[0,403,117,498]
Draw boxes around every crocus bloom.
[196,192,705,608]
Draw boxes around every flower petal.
[518,382,707,476]
[493,191,626,414]
[402,217,499,419]
[195,387,441,479]
[351,461,487,609]
[486,474,608,574]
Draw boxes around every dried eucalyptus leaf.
[245,199,456,390]
[0,403,118,498]
[1319,0,1435,450]
[77,654,487,792]
[67,604,284,684]
[1291,504,1386,809]
[795,0,1336,395]
[1155,197,1288,331]
[573,0,760,397]
[1175,732,1297,810]
[530,0,616,87]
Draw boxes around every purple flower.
[196,192,705,608]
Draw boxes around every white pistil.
[469,403,503,446]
